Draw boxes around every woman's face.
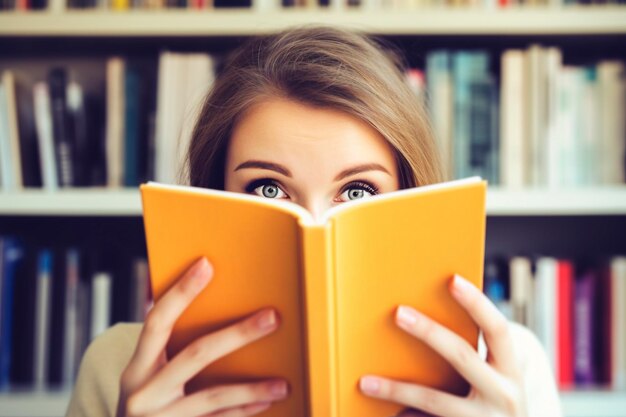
[224,98,400,221]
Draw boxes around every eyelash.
[340,180,379,196]
[244,178,380,197]
[244,178,285,195]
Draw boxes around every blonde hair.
[185,26,443,189]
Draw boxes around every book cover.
[141,177,486,417]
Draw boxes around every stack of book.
[425,46,625,187]
[484,256,626,390]
[0,52,214,190]
[0,236,150,391]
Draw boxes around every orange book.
[141,176,487,417]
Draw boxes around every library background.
[0,0,625,416]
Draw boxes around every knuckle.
[417,318,438,345]
[143,310,169,335]
[183,338,212,363]
[451,343,476,368]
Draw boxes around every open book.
[140,177,487,417]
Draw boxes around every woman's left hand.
[359,274,526,417]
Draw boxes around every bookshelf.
[1,4,625,417]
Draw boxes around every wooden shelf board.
[1,187,626,216]
[0,7,625,36]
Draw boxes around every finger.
[143,308,280,399]
[129,257,213,378]
[395,305,502,399]
[396,408,438,417]
[205,401,272,417]
[153,380,288,417]
[449,274,517,376]
[359,375,477,417]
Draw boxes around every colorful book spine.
[557,260,574,388]
[574,270,597,385]
[0,238,24,391]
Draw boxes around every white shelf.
[0,390,71,417]
[0,7,625,36]
[561,390,626,417]
[486,187,626,216]
[1,187,626,216]
[0,390,624,417]
[0,188,141,216]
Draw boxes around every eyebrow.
[234,160,292,177]
[334,163,391,182]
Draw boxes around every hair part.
[185,26,444,189]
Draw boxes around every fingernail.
[269,380,288,398]
[360,376,381,395]
[188,258,212,292]
[396,305,419,330]
[451,274,473,296]
[257,309,277,331]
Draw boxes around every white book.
[545,48,562,189]
[156,53,215,185]
[499,50,526,188]
[0,85,13,191]
[597,61,626,185]
[155,52,185,185]
[557,67,583,187]
[177,54,215,186]
[510,257,533,328]
[579,68,598,186]
[34,250,52,391]
[33,83,58,191]
[91,272,112,340]
[106,57,126,188]
[526,45,546,187]
[254,0,278,11]
[611,257,626,390]
[2,71,23,190]
[534,257,558,379]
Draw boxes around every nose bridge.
[299,194,329,223]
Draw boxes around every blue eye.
[337,181,378,202]
[245,179,288,199]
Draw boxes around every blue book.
[0,237,24,391]
[452,51,494,182]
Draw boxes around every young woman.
[66,26,561,417]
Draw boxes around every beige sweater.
[65,321,562,417]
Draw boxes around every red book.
[557,260,574,388]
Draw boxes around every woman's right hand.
[116,257,288,417]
